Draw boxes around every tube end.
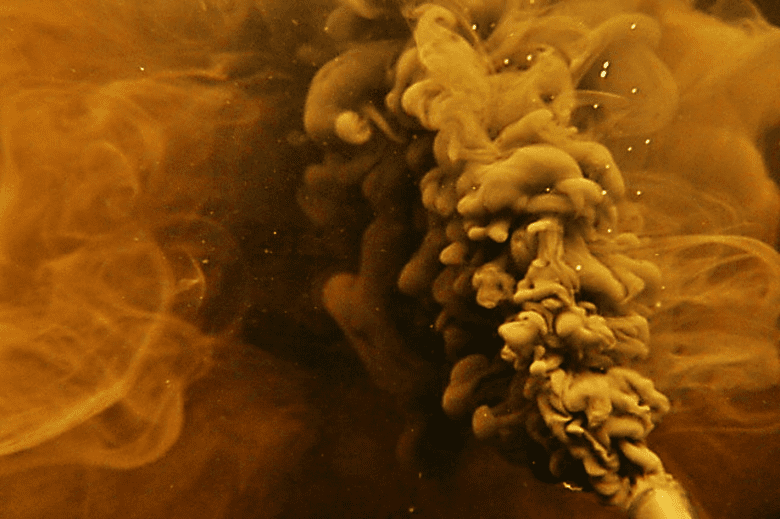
[628,486,698,519]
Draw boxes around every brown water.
[0,1,777,518]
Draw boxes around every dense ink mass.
[302,0,780,518]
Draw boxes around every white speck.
[627,146,633,152]
[655,301,662,308]
[607,228,613,233]
[593,103,600,109]
[600,70,608,78]
[602,61,610,69]
[545,187,551,192]
[503,58,511,65]
[526,54,533,61]
[201,258,209,264]
[472,24,478,31]
[139,66,145,71]
[631,87,638,94]
[575,265,582,271]
[645,138,651,144]
[660,285,666,290]
[601,190,607,195]
[605,164,611,169]
[630,23,637,30]
[636,190,642,196]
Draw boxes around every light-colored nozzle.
[628,487,698,519]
